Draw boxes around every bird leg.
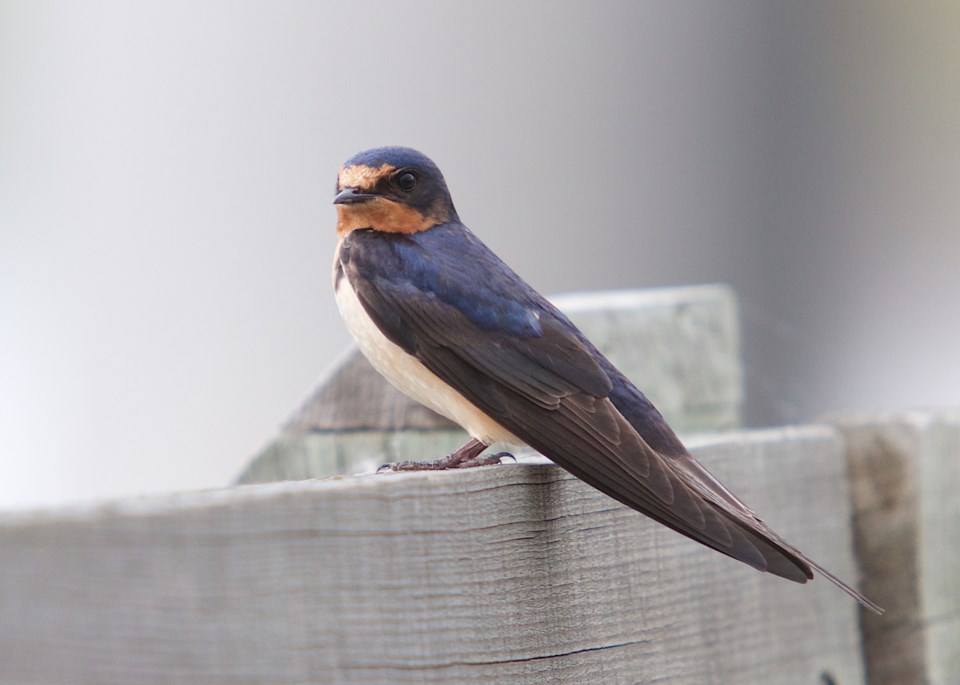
[379,437,513,472]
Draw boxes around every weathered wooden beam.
[0,426,865,684]
[830,410,960,685]
[238,285,742,484]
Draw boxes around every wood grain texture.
[238,285,741,484]
[830,410,960,685]
[1,427,864,685]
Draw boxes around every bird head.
[334,147,459,236]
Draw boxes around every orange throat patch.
[336,197,438,237]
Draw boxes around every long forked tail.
[724,513,885,615]
[665,447,885,614]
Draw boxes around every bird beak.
[333,187,379,205]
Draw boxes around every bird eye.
[396,171,417,192]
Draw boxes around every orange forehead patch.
[338,163,396,191]
[336,197,436,237]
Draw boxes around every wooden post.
[831,411,960,685]
[0,427,865,684]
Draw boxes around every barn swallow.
[331,146,882,614]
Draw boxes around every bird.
[331,145,882,614]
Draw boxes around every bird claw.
[455,451,515,468]
[376,451,515,472]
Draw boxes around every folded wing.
[340,226,881,613]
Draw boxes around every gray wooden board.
[830,410,960,685]
[0,427,865,685]
[238,285,742,484]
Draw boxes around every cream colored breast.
[333,248,521,447]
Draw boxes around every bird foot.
[377,451,515,473]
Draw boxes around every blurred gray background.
[1,1,958,508]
